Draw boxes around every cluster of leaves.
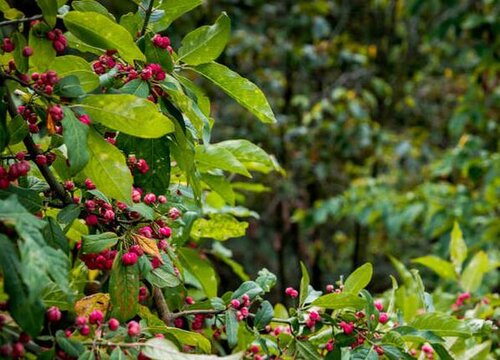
[0,1,497,360]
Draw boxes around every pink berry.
[22,46,33,57]
[285,287,298,298]
[64,180,75,191]
[47,306,62,322]
[185,296,195,305]
[309,310,320,321]
[80,325,90,336]
[379,312,389,324]
[143,193,156,204]
[84,178,96,190]
[11,342,24,358]
[168,207,181,220]
[85,214,99,226]
[231,299,241,308]
[88,310,103,325]
[159,226,172,238]
[35,154,47,166]
[75,316,87,327]
[108,318,119,331]
[374,300,384,311]
[122,252,138,266]
[158,195,167,203]
[127,321,141,336]
[103,209,115,221]
[130,245,144,257]
[422,344,433,354]
[78,114,91,125]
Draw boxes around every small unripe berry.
[22,46,33,57]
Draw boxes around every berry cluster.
[17,105,39,133]
[80,249,117,270]
[0,158,31,189]
[231,294,251,321]
[31,70,59,95]
[151,34,173,53]
[140,63,166,82]
[92,52,117,75]
[128,155,150,174]
[46,29,68,53]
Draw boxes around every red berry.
[22,46,33,57]
[35,154,47,166]
[85,214,99,226]
[374,300,384,311]
[88,310,103,325]
[75,316,87,327]
[53,40,66,53]
[122,252,138,266]
[47,306,62,322]
[108,318,119,331]
[127,321,141,336]
[285,287,298,298]
[64,180,75,191]
[11,342,24,359]
[130,245,144,257]
[379,312,389,324]
[143,193,156,204]
[18,332,30,344]
[158,195,167,203]
[185,296,195,305]
[1,38,15,53]
[84,178,96,190]
[159,227,172,238]
[80,325,90,336]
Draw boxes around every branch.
[0,15,43,28]
[153,287,171,324]
[1,78,71,205]
[139,0,155,37]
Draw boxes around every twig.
[153,287,171,324]
[0,15,43,28]
[139,0,155,37]
[1,79,71,205]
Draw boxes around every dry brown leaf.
[133,234,163,261]
[46,113,56,135]
[75,293,110,317]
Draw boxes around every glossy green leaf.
[55,75,86,98]
[410,312,471,337]
[12,32,28,73]
[299,262,310,307]
[232,281,264,300]
[51,56,99,92]
[64,11,145,63]
[0,184,43,213]
[142,338,241,359]
[200,173,235,206]
[153,0,203,32]
[109,253,140,321]
[255,268,277,292]
[80,95,174,138]
[312,292,366,309]
[72,0,115,20]
[62,106,89,174]
[343,263,373,294]
[178,247,218,298]
[120,79,150,98]
[7,114,28,145]
[191,214,248,241]
[82,232,118,254]
[56,330,85,357]
[110,348,127,360]
[391,326,444,343]
[460,251,490,292]
[195,145,250,177]
[192,62,276,124]
[78,350,96,360]
[178,12,231,65]
[254,300,274,330]
[412,256,457,280]
[450,222,467,271]
[296,340,322,360]
[43,217,69,252]
[29,26,56,72]
[35,0,58,27]
[146,266,181,288]
[82,129,133,204]
[213,140,275,173]
[225,311,239,348]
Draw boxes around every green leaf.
[213,140,275,174]
[55,75,86,98]
[116,134,171,195]
[409,312,471,337]
[72,0,115,20]
[57,204,81,226]
[35,0,58,27]
[296,340,322,360]
[195,144,250,177]
[299,262,310,307]
[82,129,133,204]
[178,12,231,66]
[0,100,8,152]
[350,347,378,360]
[120,79,150,98]
[225,311,239,348]
[12,32,28,73]
[412,256,457,280]
[0,184,43,213]
[232,281,264,300]
[312,292,366,309]
[0,234,45,336]
[78,350,96,360]
[191,214,248,241]
[145,33,173,72]
[450,222,467,271]
[64,11,145,64]
[56,330,85,357]
[62,106,89,175]
[110,348,127,360]
[380,345,414,360]
[146,266,181,288]
[254,300,274,330]
[460,251,490,292]
[153,0,203,32]
[200,173,235,206]
[82,232,118,253]
[142,338,241,359]
[343,263,373,294]
[80,94,174,138]
[255,268,277,292]
[7,114,28,145]
[178,247,218,298]
[191,62,276,124]
[29,26,56,72]
[431,343,454,360]
[43,217,69,252]
[109,253,140,321]
[391,326,444,343]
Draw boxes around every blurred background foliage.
[94,0,500,299]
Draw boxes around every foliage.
[0,1,497,360]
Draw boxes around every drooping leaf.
[343,263,373,294]
[460,251,490,292]
[225,311,239,348]
[299,262,310,307]
[191,214,248,241]
[35,0,58,27]
[82,129,133,204]
[200,173,235,206]
[232,281,264,300]
[80,95,174,138]
[178,13,231,66]
[62,106,89,175]
[213,140,275,174]
[254,300,274,330]
[81,232,119,254]
[178,247,218,298]
[133,234,161,258]
[191,62,276,124]
[64,11,145,63]
[153,0,203,32]
[146,266,181,288]
[410,312,471,337]
[43,217,69,252]
[109,252,140,321]
[312,292,366,309]
[412,255,457,280]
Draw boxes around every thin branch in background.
[0,14,43,28]
[139,0,155,37]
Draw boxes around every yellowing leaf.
[74,293,110,317]
[133,234,162,259]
